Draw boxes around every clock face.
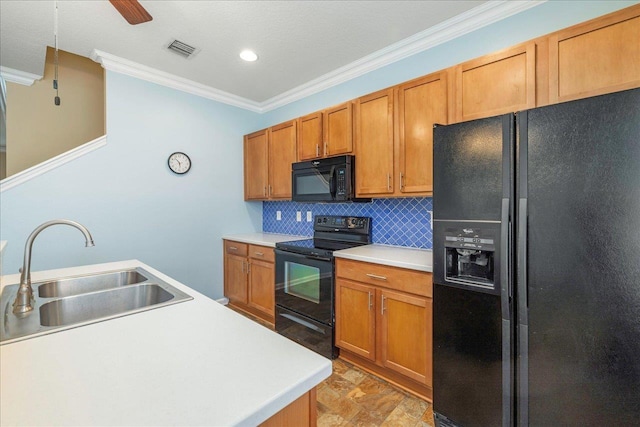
[168,152,191,174]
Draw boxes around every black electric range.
[274,215,372,359]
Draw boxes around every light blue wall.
[0,72,262,299]
[257,1,638,128]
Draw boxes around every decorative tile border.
[263,197,433,249]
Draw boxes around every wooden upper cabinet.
[244,121,296,201]
[297,112,323,161]
[269,120,297,199]
[355,88,395,197]
[297,102,354,161]
[455,42,536,122]
[244,129,269,200]
[324,102,353,157]
[548,6,640,104]
[397,72,448,196]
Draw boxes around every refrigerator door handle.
[500,198,511,308]
[517,197,529,427]
[500,197,512,427]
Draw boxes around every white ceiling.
[0,1,542,109]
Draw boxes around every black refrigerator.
[432,88,640,426]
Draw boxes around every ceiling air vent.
[167,39,198,58]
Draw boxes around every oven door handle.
[280,312,327,335]
[275,249,331,262]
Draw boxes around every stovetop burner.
[275,215,372,258]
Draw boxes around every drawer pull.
[254,252,264,256]
[366,273,388,281]
[229,246,238,251]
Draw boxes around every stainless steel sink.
[40,284,174,327]
[0,267,192,344]
[38,270,148,298]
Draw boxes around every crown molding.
[90,1,545,114]
[0,135,107,193]
[90,50,263,113]
[259,0,547,112]
[0,66,43,86]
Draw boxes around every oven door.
[275,306,337,359]
[275,249,334,325]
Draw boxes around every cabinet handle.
[268,185,272,197]
[263,186,267,197]
[316,144,320,157]
[366,273,387,281]
[381,295,386,315]
[247,262,251,274]
[324,141,328,156]
[241,260,245,273]
[229,246,238,251]
[368,292,373,310]
[400,172,404,190]
[387,174,391,191]
[254,252,264,257]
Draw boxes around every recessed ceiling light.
[239,50,258,62]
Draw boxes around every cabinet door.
[379,289,432,386]
[297,112,323,161]
[244,129,269,200]
[268,120,297,199]
[248,259,275,319]
[225,254,248,305]
[324,102,353,157]
[335,279,376,361]
[455,42,536,122]
[549,8,640,104]
[398,72,448,195]
[355,88,395,197]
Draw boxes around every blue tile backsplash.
[263,197,433,249]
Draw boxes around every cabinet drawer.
[225,240,248,257]
[249,245,274,262]
[336,259,432,298]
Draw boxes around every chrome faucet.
[12,219,95,315]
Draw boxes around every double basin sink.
[0,268,192,344]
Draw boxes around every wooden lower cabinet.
[223,240,275,325]
[380,288,432,386]
[335,259,433,401]
[260,388,317,427]
[248,258,275,318]
[335,280,376,361]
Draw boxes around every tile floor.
[227,306,434,426]
[318,358,434,427]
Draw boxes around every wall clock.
[168,152,191,175]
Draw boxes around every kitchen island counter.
[0,260,331,426]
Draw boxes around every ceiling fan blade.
[109,0,153,25]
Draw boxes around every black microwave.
[291,155,370,203]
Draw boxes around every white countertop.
[222,232,308,247]
[334,244,433,272]
[0,260,332,426]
